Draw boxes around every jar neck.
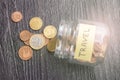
[55,21,78,59]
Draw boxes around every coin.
[41,34,49,46]
[24,40,30,45]
[29,34,45,50]
[18,46,33,60]
[94,42,102,52]
[43,25,57,38]
[47,37,57,52]
[11,11,23,22]
[89,57,96,63]
[29,17,43,30]
[44,38,49,46]
[23,33,33,45]
[19,30,32,41]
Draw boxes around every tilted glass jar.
[55,20,109,66]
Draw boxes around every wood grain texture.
[0,0,120,80]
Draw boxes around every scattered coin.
[29,17,43,30]
[43,25,57,38]
[19,30,32,41]
[23,33,34,45]
[24,40,30,45]
[18,46,33,60]
[29,34,45,50]
[41,34,49,46]
[44,38,49,46]
[11,11,23,22]
[47,37,57,52]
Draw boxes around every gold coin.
[47,37,57,52]
[18,46,33,60]
[29,17,43,30]
[43,25,57,38]
[11,11,23,22]
[19,30,32,41]
[29,34,45,50]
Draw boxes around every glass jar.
[55,20,109,66]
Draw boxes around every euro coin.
[11,11,23,22]
[29,34,45,50]
[29,17,43,30]
[47,37,57,52]
[19,30,32,41]
[43,25,57,38]
[18,46,33,60]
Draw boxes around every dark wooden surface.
[0,0,120,80]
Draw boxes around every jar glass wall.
[55,20,109,66]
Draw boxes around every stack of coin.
[47,37,57,52]
[43,25,57,52]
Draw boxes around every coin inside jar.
[29,17,43,30]
[29,34,45,50]
[18,46,33,60]
[43,25,57,38]
[19,30,32,41]
[11,11,23,22]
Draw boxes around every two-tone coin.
[29,34,45,50]
[11,11,23,22]
[18,46,33,60]
[43,25,57,38]
[29,17,43,30]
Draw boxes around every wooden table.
[0,0,119,80]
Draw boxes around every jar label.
[74,23,96,61]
